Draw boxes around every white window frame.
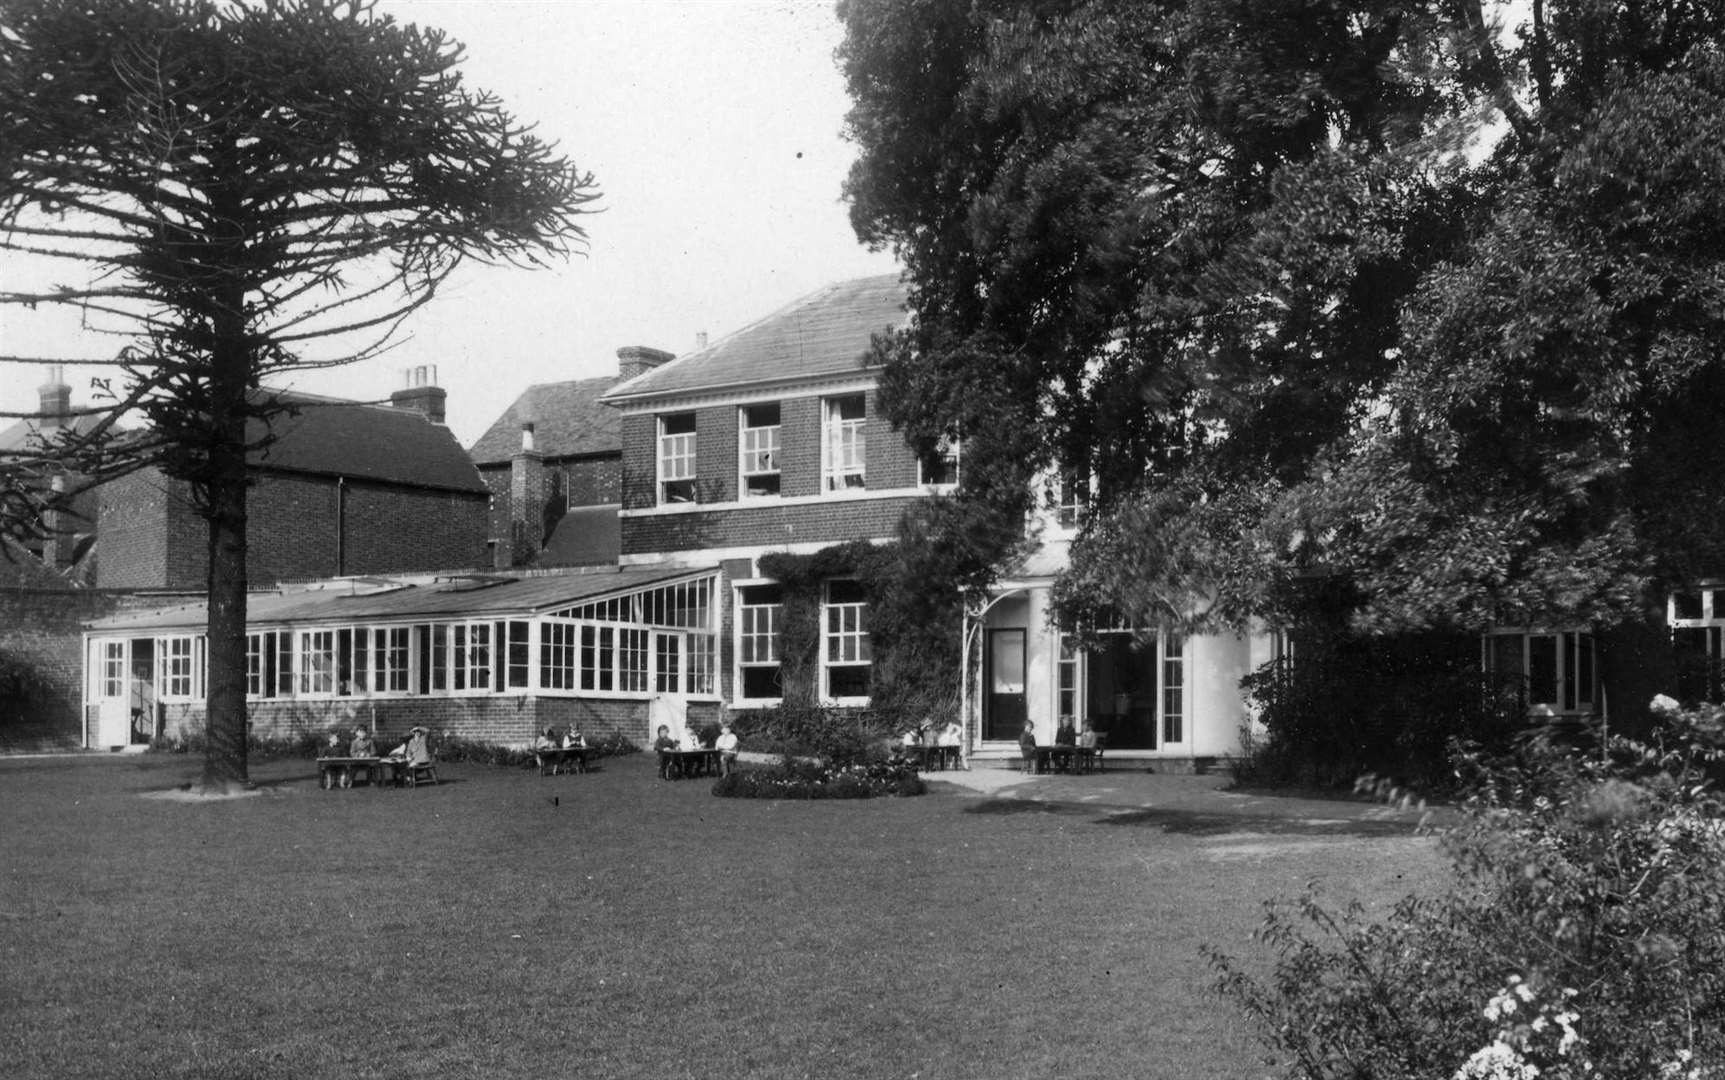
[658,413,697,504]
[821,580,871,704]
[1483,629,1596,714]
[298,629,337,696]
[735,583,784,705]
[739,402,782,499]
[1160,634,1186,747]
[822,395,866,492]
[94,639,125,700]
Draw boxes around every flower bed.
[711,756,926,799]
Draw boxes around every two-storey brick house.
[598,274,1272,766]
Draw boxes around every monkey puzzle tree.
[0,0,598,790]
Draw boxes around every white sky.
[0,0,901,448]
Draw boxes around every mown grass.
[0,753,1448,1080]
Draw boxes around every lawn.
[0,752,1448,1080]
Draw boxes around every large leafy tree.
[0,0,598,790]
[840,0,1725,728]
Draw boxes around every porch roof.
[85,565,717,634]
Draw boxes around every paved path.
[922,764,1447,835]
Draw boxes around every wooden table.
[316,756,385,789]
[1030,745,1098,775]
[534,745,590,775]
[658,748,721,779]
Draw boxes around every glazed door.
[983,629,1026,741]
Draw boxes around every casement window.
[246,632,276,698]
[918,437,960,489]
[452,622,492,692]
[575,625,649,694]
[1160,635,1186,745]
[299,629,337,695]
[1057,636,1079,722]
[371,626,411,693]
[541,620,579,691]
[737,584,784,701]
[157,635,200,700]
[822,395,866,491]
[1484,630,1596,712]
[822,579,872,701]
[658,413,697,503]
[505,621,531,690]
[739,402,781,498]
[96,640,125,699]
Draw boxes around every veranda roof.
[86,565,717,634]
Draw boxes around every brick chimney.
[37,365,70,431]
[616,346,674,381]
[390,364,447,424]
[509,419,545,567]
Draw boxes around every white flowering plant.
[1208,699,1725,1079]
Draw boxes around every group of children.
[531,727,587,751]
[653,720,740,779]
[318,725,429,764]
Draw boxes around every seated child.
[653,724,678,779]
[1019,719,1039,773]
[715,722,740,776]
[349,728,375,758]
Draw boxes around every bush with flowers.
[711,754,926,799]
[1207,695,1725,1079]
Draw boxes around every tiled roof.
[249,390,486,494]
[85,564,715,632]
[537,504,620,568]
[0,413,107,453]
[468,376,623,465]
[602,275,909,403]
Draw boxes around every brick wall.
[622,495,920,556]
[100,468,488,587]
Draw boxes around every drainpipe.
[335,476,346,576]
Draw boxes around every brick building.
[96,379,489,589]
[469,346,673,570]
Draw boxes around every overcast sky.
[0,0,901,448]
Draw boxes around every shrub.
[711,756,926,799]
[150,729,639,768]
[1208,698,1725,1079]
[727,706,898,766]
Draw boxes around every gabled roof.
[601,275,909,404]
[85,564,716,633]
[0,413,107,454]
[248,390,486,495]
[469,376,622,466]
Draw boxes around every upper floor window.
[739,403,781,498]
[918,438,960,489]
[823,395,866,492]
[1055,468,1090,529]
[658,413,697,503]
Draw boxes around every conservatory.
[81,566,722,750]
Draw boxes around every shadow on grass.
[965,796,1426,838]
[1094,807,1424,837]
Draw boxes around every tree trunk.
[200,279,251,792]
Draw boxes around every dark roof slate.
[86,564,714,632]
[536,504,620,568]
[249,390,486,494]
[469,376,622,465]
[602,275,908,403]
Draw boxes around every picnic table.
[534,745,590,776]
[658,747,721,779]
